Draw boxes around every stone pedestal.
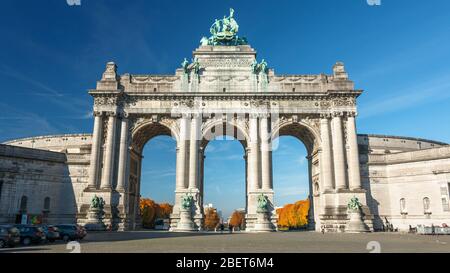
[253,210,274,232]
[174,208,196,232]
[345,209,369,233]
[84,207,106,231]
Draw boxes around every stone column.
[135,155,143,226]
[260,114,273,190]
[199,147,205,210]
[320,114,334,192]
[347,112,362,190]
[248,114,260,190]
[100,112,117,189]
[87,111,103,189]
[176,115,189,190]
[116,115,129,191]
[331,112,347,191]
[244,151,248,211]
[188,114,200,190]
[307,156,316,230]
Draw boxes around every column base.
[252,211,276,232]
[173,209,197,232]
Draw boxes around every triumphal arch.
[85,9,373,232]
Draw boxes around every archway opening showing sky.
[203,136,246,220]
[272,136,309,208]
[139,135,310,218]
[140,135,176,204]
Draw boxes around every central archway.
[200,119,249,229]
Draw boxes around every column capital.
[93,111,103,117]
[191,113,202,119]
[119,111,129,119]
[320,113,332,119]
[105,111,117,117]
[249,113,260,119]
[259,113,271,119]
[180,113,191,119]
[332,111,344,117]
[346,111,357,118]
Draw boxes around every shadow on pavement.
[0,247,51,253]
[81,230,246,244]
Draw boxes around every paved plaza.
[1,231,449,253]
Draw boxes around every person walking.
[229,224,233,234]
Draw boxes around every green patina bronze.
[251,59,269,75]
[91,195,105,210]
[347,196,362,212]
[257,193,269,212]
[181,193,194,210]
[180,57,200,75]
[181,58,189,73]
[200,8,248,46]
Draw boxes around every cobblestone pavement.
[1,231,449,253]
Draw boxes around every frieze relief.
[332,97,356,107]
[93,95,121,107]
[272,75,326,83]
[201,75,251,83]
[130,75,178,83]
[198,57,254,68]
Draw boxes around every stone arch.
[271,118,321,155]
[200,118,249,149]
[131,118,179,154]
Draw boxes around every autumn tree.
[140,198,158,228]
[140,198,174,228]
[276,199,310,229]
[204,207,220,231]
[229,210,245,229]
[158,203,173,219]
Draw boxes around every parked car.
[154,218,170,230]
[38,225,60,243]
[13,225,46,246]
[0,225,21,248]
[55,224,86,241]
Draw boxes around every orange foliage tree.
[204,207,220,230]
[140,198,173,228]
[276,199,310,229]
[158,203,173,219]
[229,210,245,229]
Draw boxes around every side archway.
[271,117,322,231]
[124,117,179,230]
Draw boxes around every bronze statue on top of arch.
[200,8,248,46]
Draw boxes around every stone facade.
[0,144,77,224]
[2,133,449,231]
[358,134,450,231]
[1,44,449,232]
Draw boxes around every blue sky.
[1,1,450,218]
